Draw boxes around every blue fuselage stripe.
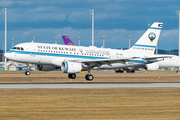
[149,27,161,30]
[6,50,150,64]
[133,44,156,48]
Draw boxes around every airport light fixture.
[77,37,80,46]
[89,9,94,46]
[2,7,7,71]
[176,10,180,56]
[2,43,4,64]
[54,37,57,44]
[11,38,14,48]
[127,35,131,49]
[31,38,35,42]
[101,36,105,48]
[169,44,171,55]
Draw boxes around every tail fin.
[62,36,75,46]
[129,22,163,54]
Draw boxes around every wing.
[143,55,175,62]
[68,57,138,67]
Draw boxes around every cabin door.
[30,45,36,56]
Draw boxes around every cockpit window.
[12,47,24,51]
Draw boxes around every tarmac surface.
[0,74,180,77]
[1,82,180,89]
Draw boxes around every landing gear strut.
[25,64,30,76]
[68,73,76,79]
[115,69,124,73]
[126,69,135,73]
[85,69,94,81]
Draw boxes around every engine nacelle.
[37,65,56,71]
[61,61,82,73]
[145,63,159,71]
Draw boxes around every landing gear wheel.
[25,71,30,76]
[130,70,135,73]
[126,69,135,73]
[68,73,76,79]
[85,74,94,81]
[126,69,131,73]
[115,69,124,73]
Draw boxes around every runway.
[0,82,180,89]
[0,74,180,77]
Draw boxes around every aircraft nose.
[4,52,12,59]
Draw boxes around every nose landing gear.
[68,73,76,79]
[25,64,30,76]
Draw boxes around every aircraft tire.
[68,73,76,79]
[85,74,94,81]
[25,71,30,76]
[115,69,124,73]
[126,69,131,73]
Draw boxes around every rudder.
[129,22,163,54]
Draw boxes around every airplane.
[5,22,175,81]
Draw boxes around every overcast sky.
[0,0,180,50]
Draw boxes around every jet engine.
[37,65,56,71]
[61,61,82,73]
[145,63,159,71]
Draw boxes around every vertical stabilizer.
[62,36,75,46]
[130,22,163,54]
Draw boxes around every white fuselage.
[4,42,180,70]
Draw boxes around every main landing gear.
[126,69,135,73]
[68,70,94,81]
[85,74,94,81]
[85,69,94,81]
[115,69,135,73]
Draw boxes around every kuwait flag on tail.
[158,24,163,28]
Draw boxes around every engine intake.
[61,61,82,73]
